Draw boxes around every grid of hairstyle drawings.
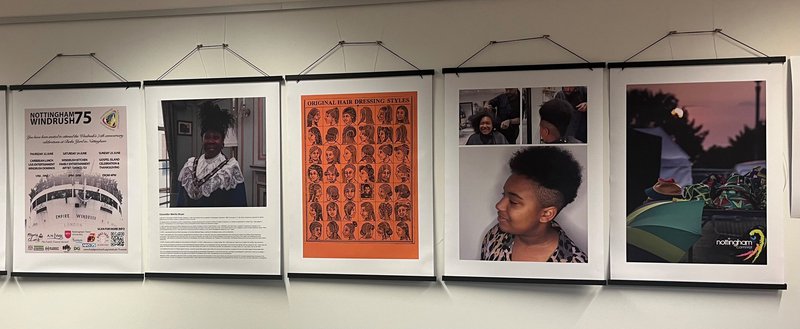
[303,92,417,244]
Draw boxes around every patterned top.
[480,222,587,263]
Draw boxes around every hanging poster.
[790,57,800,218]
[143,77,282,278]
[0,87,7,274]
[10,83,144,275]
[609,58,786,288]
[285,71,434,278]
[441,64,607,283]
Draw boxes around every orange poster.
[302,92,418,259]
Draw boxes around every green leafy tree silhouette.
[695,123,765,168]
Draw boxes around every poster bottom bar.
[146,272,282,280]
[11,272,144,279]
[609,279,787,290]
[0,271,6,276]
[443,275,606,286]
[288,273,436,281]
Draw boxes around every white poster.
[144,78,282,277]
[442,66,607,282]
[285,72,434,278]
[11,84,144,275]
[609,59,786,287]
[0,88,7,273]
[790,57,800,218]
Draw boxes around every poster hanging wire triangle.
[619,28,771,69]
[452,34,594,76]
[18,53,129,90]
[156,44,269,80]
[294,40,425,81]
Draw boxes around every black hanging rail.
[292,40,429,81]
[445,34,598,74]
[609,29,783,68]
[156,43,269,80]
[13,53,132,91]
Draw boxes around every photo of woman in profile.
[480,147,586,262]
[465,111,508,145]
[177,102,247,207]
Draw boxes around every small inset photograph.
[458,145,588,262]
[458,87,588,145]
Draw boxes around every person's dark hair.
[379,184,393,200]
[395,125,409,143]
[360,222,375,238]
[538,99,573,137]
[378,126,393,143]
[308,127,322,145]
[360,145,375,163]
[359,107,374,124]
[378,221,393,239]
[199,101,235,138]
[344,145,357,163]
[309,202,322,221]
[344,201,356,217]
[379,144,393,158]
[343,221,357,239]
[343,107,357,122]
[326,185,339,201]
[359,164,375,182]
[397,221,410,239]
[327,220,340,239]
[306,108,320,127]
[342,126,357,144]
[469,110,495,135]
[396,105,409,124]
[378,106,393,124]
[325,127,339,143]
[326,108,339,124]
[309,221,322,232]
[326,202,341,221]
[308,165,323,179]
[395,184,411,199]
[379,202,393,220]
[509,146,582,211]
[361,202,375,221]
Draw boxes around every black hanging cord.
[20,53,128,86]
[295,40,423,79]
[157,44,269,80]
[455,35,593,70]
[623,28,769,63]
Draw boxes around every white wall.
[1,0,800,328]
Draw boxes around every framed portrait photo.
[143,77,283,278]
[442,64,607,284]
[176,120,192,136]
[608,57,787,288]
